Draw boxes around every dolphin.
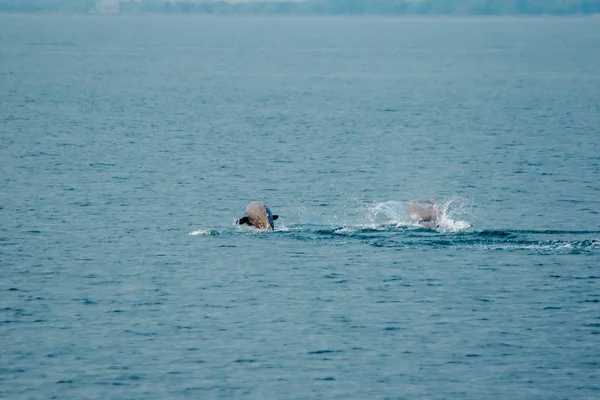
[236,201,279,231]
[404,199,442,228]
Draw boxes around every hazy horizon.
[1,0,599,15]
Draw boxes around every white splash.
[188,229,214,236]
[436,196,473,232]
[438,218,471,232]
[274,222,290,232]
[370,201,406,222]
[368,197,473,232]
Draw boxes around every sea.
[1,14,599,399]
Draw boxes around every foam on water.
[187,207,598,255]
[474,238,600,254]
[189,197,473,238]
[439,219,472,232]
[368,197,473,232]
[188,229,216,236]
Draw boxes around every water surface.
[1,15,599,399]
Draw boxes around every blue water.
[1,15,599,399]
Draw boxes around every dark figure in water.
[236,201,279,231]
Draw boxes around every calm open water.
[1,15,599,399]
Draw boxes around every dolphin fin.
[272,215,279,220]
[236,216,250,225]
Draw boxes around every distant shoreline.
[1,12,599,17]
[2,0,599,16]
